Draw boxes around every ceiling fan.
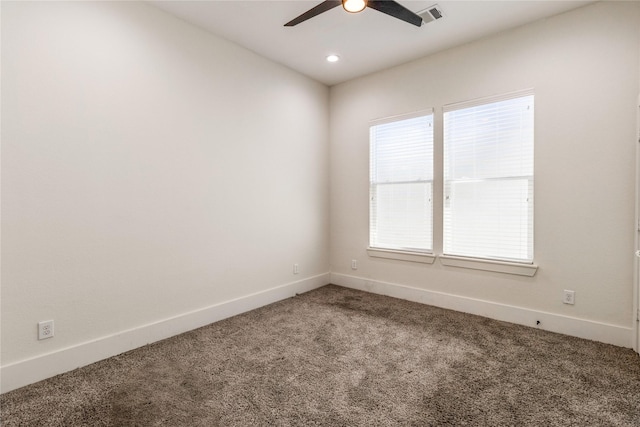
[284,0,423,27]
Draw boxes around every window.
[443,91,534,263]
[370,112,434,252]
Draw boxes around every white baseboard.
[331,272,633,349]
[0,273,330,394]
[3,271,632,394]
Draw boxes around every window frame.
[443,90,535,265]
[369,109,435,254]
[365,91,539,277]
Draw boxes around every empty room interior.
[2,0,640,425]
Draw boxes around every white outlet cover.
[563,290,575,305]
[38,320,54,340]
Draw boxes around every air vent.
[418,4,443,25]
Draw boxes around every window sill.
[367,247,436,264]
[439,255,538,277]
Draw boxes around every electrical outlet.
[563,290,575,305]
[293,264,299,274]
[351,259,358,270]
[38,320,54,340]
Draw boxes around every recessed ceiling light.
[326,54,340,63]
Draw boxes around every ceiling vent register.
[418,4,444,25]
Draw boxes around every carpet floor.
[1,284,639,426]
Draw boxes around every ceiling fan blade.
[284,1,342,27]
[367,0,423,27]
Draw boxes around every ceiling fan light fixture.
[343,0,367,14]
[284,0,422,27]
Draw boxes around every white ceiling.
[150,0,595,86]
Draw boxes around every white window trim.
[443,88,535,113]
[366,90,539,277]
[370,108,434,127]
[366,249,536,276]
[443,89,535,264]
[369,109,435,253]
[439,255,538,277]
[367,247,436,264]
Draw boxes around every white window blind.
[443,92,534,263]
[370,112,434,252]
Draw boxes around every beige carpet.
[2,284,639,426]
